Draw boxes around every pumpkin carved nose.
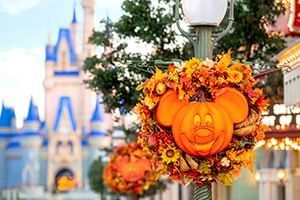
[194,128,213,144]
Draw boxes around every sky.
[0,0,123,127]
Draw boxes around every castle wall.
[6,148,23,188]
[0,146,6,189]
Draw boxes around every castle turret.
[0,102,16,133]
[81,0,96,58]
[104,16,113,56]
[23,98,40,132]
[88,97,111,149]
[71,6,78,55]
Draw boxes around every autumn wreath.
[135,52,268,186]
[103,143,164,196]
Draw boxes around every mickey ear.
[156,91,188,126]
[214,88,249,123]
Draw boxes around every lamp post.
[176,0,235,60]
[175,0,235,199]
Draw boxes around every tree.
[84,0,191,113]
[215,0,286,103]
[88,159,106,199]
[84,0,287,113]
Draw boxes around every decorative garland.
[135,52,268,186]
[103,143,163,196]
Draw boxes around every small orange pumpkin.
[156,88,249,156]
[116,156,152,182]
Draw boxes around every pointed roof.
[45,28,77,65]
[91,97,104,122]
[106,16,113,39]
[25,97,40,122]
[72,5,77,24]
[0,103,15,127]
[53,96,77,132]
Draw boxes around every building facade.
[0,0,113,193]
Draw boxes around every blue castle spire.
[89,97,106,137]
[0,102,15,127]
[90,97,103,122]
[106,16,113,39]
[72,5,77,24]
[25,97,40,122]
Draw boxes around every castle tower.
[46,95,83,190]
[82,98,111,186]
[44,1,114,191]
[80,0,105,131]
[19,100,42,187]
[81,0,96,58]
[0,103,15,189]
[23,98,40,132]
[45,14,85,190]
[88,97,110,149]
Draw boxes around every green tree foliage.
[215,0,286,64]
[88,159,106,197]
[84,0,287,112]
[84,0,192,113]
[215,0,287,103]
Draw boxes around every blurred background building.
[0,0,113,198]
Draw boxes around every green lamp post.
[175,0,235,60]
[174,0,235,199]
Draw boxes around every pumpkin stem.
[194,89,207,102]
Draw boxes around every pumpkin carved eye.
[204,114,213,126]
[194,114,201,126]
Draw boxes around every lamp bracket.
[175,0,236,55]
[213,0,236,42]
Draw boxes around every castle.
[0,0,113,192]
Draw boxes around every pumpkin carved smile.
[156,88,249,157]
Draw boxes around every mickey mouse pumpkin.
[156,88,249,156]
[116,155,152,182]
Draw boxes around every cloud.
[0,48,44,128]
[0,0,42,14]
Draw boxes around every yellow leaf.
[144,96,155,109]
[136,83,144,91]
[216,50,231,70]
[154,67,165,81]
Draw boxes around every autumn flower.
[226,68,243,83]
[161,146,181,164]
[221,157,231,167]
[185,57,203,77]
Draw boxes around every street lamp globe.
[182,0,228,26]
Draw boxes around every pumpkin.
[172,102,233,156]
[156,91,188,126]
[117,156,152,182]
[156,88,249,156]
[214,88,248,123]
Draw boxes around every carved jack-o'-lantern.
[156,88,249,156]
[116,156,152,182]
